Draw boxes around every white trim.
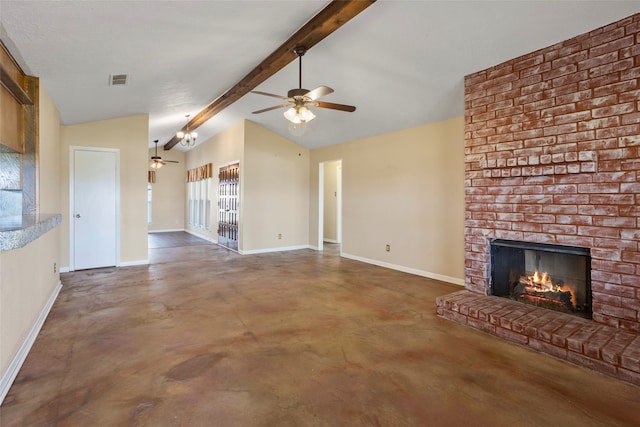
[336,162,342,245]
[341,252,465,286]
[148,229,185,233]
[119,259,149,267]
[240,245,310,255]
[0,281,62,405]
[317,163,324,251]
[69,146,121,271]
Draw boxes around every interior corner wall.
[309,117,465,285]
[59,114,149,268]
[148,148,185,232]
[184,120,244,243]
[242,120,310,252]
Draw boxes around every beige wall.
[1,86,61,386]
[323,160,340,242]
[0,228,60,378]
[309,117,465,284]
[148,148,185,231]
[185,120,244,242]
[243,120,309,252]
[185,120,309,253]
[60,115,149,268]
[38,87,61,214]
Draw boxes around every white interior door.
[72,148,119,270]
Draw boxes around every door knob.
[75,214,81,218]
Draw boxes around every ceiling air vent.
[109,74,128,86]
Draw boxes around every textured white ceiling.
[1,1,639,151]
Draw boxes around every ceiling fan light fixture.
[284,105,315,124]
[149,139,179,169]
[251,46,354,128]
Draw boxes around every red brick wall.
[464,13,640,332]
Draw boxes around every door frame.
[317,159,343,251]
[317,163,324,251]
[69,146,121,271]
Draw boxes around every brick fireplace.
[437,13,640,385]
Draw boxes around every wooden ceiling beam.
[164,0,376,150]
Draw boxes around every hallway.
[1,245,639,426]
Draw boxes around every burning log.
[514,285,574,312]
[513,270,575,313]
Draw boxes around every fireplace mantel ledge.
[0,214,62,252]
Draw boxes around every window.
[188,177,211,230]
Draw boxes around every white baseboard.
[240,245,310,255]
[60,260,148,272]
[340,252,465,286]
[148,228,185,233]
[323,238,339,244]
[0,281,62,405]
[119,259,149,267]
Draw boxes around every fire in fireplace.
[490,240,591,319]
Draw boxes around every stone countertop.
[0,214,62,251]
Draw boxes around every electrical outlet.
[278,233,282,240]
[386,244,390,252]
[53,262,57,273]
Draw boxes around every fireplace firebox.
[490,239,591,319]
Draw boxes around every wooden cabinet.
[1,43,32,154]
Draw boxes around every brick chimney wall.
[464,13,640,332]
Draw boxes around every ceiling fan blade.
[164,160,179,163]
[315,101,356,112]
[305,85,334,101]
[252,104,291,114]
[251,90,289,100]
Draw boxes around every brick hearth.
[439,13,640,385]
[436,291,640,386]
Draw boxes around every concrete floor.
[1,241,640,426]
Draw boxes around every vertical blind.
[187,163,213,230]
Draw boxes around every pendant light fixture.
[177,115,198,147]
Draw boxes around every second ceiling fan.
[251,46,356,124]
[150,139,179,169]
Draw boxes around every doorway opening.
[318,160,342,252]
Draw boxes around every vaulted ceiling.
[1,1,639,151]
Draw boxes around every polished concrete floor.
[148,231,212,249]
[1,241,640,426]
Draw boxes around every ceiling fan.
[251,46,356,124]
[150,139,179,169]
